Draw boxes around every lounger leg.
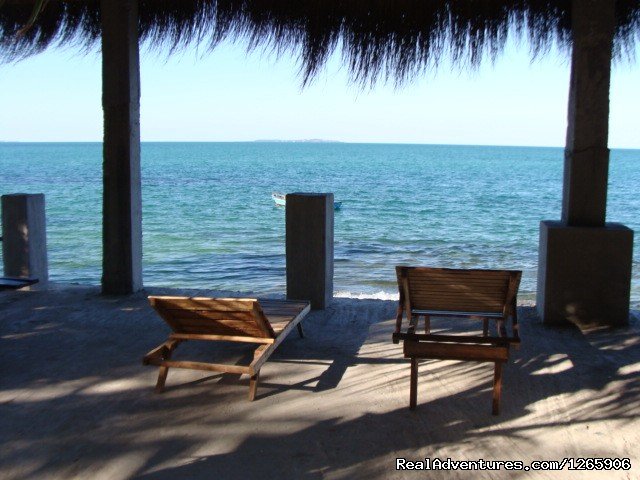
[394,306,404,335]
[153,341,178,394]
[498,319,507,338]
[297,323,305,338]
[482,319,489,336]
[424,315,431,334]
[409,358,419,410]
[249,371,260,401]
[511,300,520,341]
[155,366,170,393]
[492,362,503,415]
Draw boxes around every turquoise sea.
[1,142,639,305]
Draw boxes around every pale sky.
[0,38,638,148]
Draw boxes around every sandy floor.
[1,285,639,480]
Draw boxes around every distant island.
[253,139,343,143]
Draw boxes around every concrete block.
[2,193,49,288]
[537,220,633,327]
[286,193,334,309]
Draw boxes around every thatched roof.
[1,1,639,85]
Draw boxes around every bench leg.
[151,340,180,393]
[297,323,304,338]
[492,362,503,415]
[249,371,260,401]
[409,358,419,410]
[154,345,177,393]
[155,366,170,393]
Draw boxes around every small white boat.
[272,192,342,210]
[272,192,287,207]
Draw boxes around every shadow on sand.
[1,287,638,479]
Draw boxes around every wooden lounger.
[143,296,310,400]
[393,266,522,415]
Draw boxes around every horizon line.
[2,140,640,150]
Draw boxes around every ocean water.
[1,142,639,305]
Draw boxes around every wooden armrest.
[395,332,513,346]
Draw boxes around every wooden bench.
[143,296,310,400]
[393,266,521,415]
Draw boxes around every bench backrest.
[148,296,275,339]
[396,266,521,318]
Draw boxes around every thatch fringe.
[1,0,638,85]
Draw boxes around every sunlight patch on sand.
[530,354,574,375]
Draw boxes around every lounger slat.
[173,323,267,338]
[409,299,504,312]
[150,296,257,311]
[170,333,275,344]
[404,340,509,362]
[408,294,505,304]
[411,310,504,318]
[163,309,257,320]
[407,283,508,292]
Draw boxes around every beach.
[1,284,639,479]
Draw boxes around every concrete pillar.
[1,193,48,287]
[286,193,334,309]
[537,221,633,327]
[562,0,614,227]
[100,0,143,294]
[537,1,634,327]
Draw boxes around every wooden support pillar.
[286,193,334,309]
[537,1,634,327]
[100,0,143,294]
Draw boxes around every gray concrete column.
[562,0,615,227]
[101,0,143,294]
[537,221,633,327]
[286,193,334,309]
[537,1,634,327]
[1,193,48,287]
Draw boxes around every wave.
[334,290,399,301]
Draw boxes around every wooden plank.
[146,359,251,375]
[162,309,256,321]
[169,333,274,344]
[410,298,504,309]
[411,310,503,318]
[404,341,509,362]
[149,296,257,311]
[396,333,512,346]
[407,281,508,289]
[171,324,266,338]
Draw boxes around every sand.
[1,284,639,479]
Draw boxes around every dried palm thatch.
[1,0,639,85]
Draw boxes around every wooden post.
[286,193,334,309]
[100,0,143,294]
[562,0,615,227]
